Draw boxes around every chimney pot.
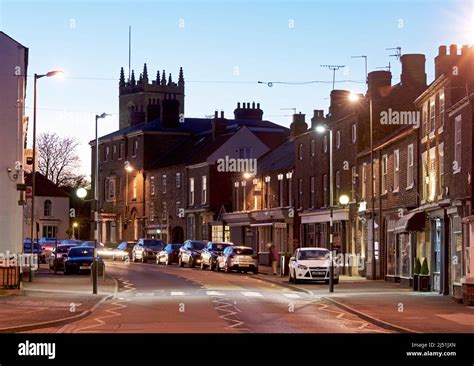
[257,103,260,109]
[237,102,240,108]
[214,111,218,118]
[439,45,447,56]
[450,44,458,56]
[252,102,255,109]
[220,111,224,118]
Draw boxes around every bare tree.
[37,132,85,187]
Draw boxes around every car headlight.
[297,264,308,270]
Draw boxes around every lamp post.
[124,161,134,240]
[348,92,376,280]
[29,70,64,282]
[316,124,335,292]
[73,222,78,239]
[93,113,110,294]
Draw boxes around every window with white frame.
[351,166,357,201]
[278,175,284,207]
[439,90,445,128]
[351,124,357,143]
[310,176,315,208]
[407,144,414,188]
[44,200,52,217]
[119,143,124,160]
[104,146,110,162]
[112,145,117,160]
[439,143,444,197]
[310,140,315,157]
[150,176,155,196]
[132,140,138,157]
[429,98,436,133]
[422,103,428,136]
[132,176,137,200]
[323,135,328,153]
[149,201,155,222]
[454,115,462,173]
[202,175,207,204]
[335,170,341,189]
[298,144,303,160]
[336,130,341,149]
[381,154,388,194]
[106,177,116,201]
[189,178,195,205]
[422,151,428,201]
[393,149,400,192]
[162,174,167,194]
[176,172,181,188]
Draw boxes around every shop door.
[432,218,442,293]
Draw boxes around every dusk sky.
[1,0,473,177]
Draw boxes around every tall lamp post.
[93,113,110,294]
[348,92,376,280]
[124,161,134,240]
[315,124,335,292]
[29,70,64,282]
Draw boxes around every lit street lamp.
[348,92,377,280]
[29,70,64,282]
[73,222,78,239]
[315,124,335,292]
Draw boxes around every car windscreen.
[57,246,74,254]
[212,243,231,251]
[169,244,182,250]
[233,248,253,255]
[143,240,164,249]
[298,250,328,260]
[190,241,206,250]
[68,248,94,258]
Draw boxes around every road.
[31,260,390,333]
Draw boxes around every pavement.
[257,264,474,333]
[0,265,117,332]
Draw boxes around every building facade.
[0,32,28,255]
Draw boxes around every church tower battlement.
[119,63,185,129]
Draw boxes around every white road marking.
[207,291,226,296]
[241,291,263,297]
[283,293,301,299]
[170,291,185,296]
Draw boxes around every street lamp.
[348,92,376,281]
[73,222,78,239]
[29,70,64,282]
[339,194,350,206]
[92,113,111,294]
[315,123,335,292]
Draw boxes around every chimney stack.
[311,109,326,130]
[212,110,227,139]
[290,112,308,139]
[367,71,392,99]
[400,54,426,86]
[234,102,263,121]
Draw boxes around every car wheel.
[209,261,215,271]
[179,256,184,267]
[216,262,220,272]
[156,256,160,265]
[166,256,171,265]
[200,261,205,270]
[289,270,294,283]
[132,253,137,263]
[225,263,232,273]
[141,254,146,263]
[188,257,194,268]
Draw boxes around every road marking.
[170,291,185,296]
[241,291,262,297]
[207,291,226,296]
[283,293,301,299]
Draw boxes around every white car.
[288,247,339,284]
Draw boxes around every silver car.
[216,246,258,274]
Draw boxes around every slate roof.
[256,139,295,175]
[24,172,70,198]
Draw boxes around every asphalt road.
[32,260,390,333]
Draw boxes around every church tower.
[119,64,185,130]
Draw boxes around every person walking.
[270,244,279,275]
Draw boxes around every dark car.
[63,246,105,275]
[48,244,77,271]
[200,242,234,271]
[156,244,182,265]
[112,241,136,261]
[23,239,45,263]
[132,239,165,263]
[178,240,207,268]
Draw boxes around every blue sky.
[1,0,473,176]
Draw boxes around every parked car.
[63,246,105,275]
[38,238,58,259]
[23,239,45,263]
[156,244,182,265]
[200,242,234,271]
[96,243,117,259]
[60,239,83,245]
[48,243,78,271]
[132,239,165,263]
[216,246,258,274]
[178,240,206,268]
[112,241,136,261]
[288,247,339,284]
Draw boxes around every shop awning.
[394,212,425,233]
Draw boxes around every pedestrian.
[271,244,279,275]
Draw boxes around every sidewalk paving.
[0,265,117,332]
[257,264,474,333]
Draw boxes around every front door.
[432,218,443,293]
